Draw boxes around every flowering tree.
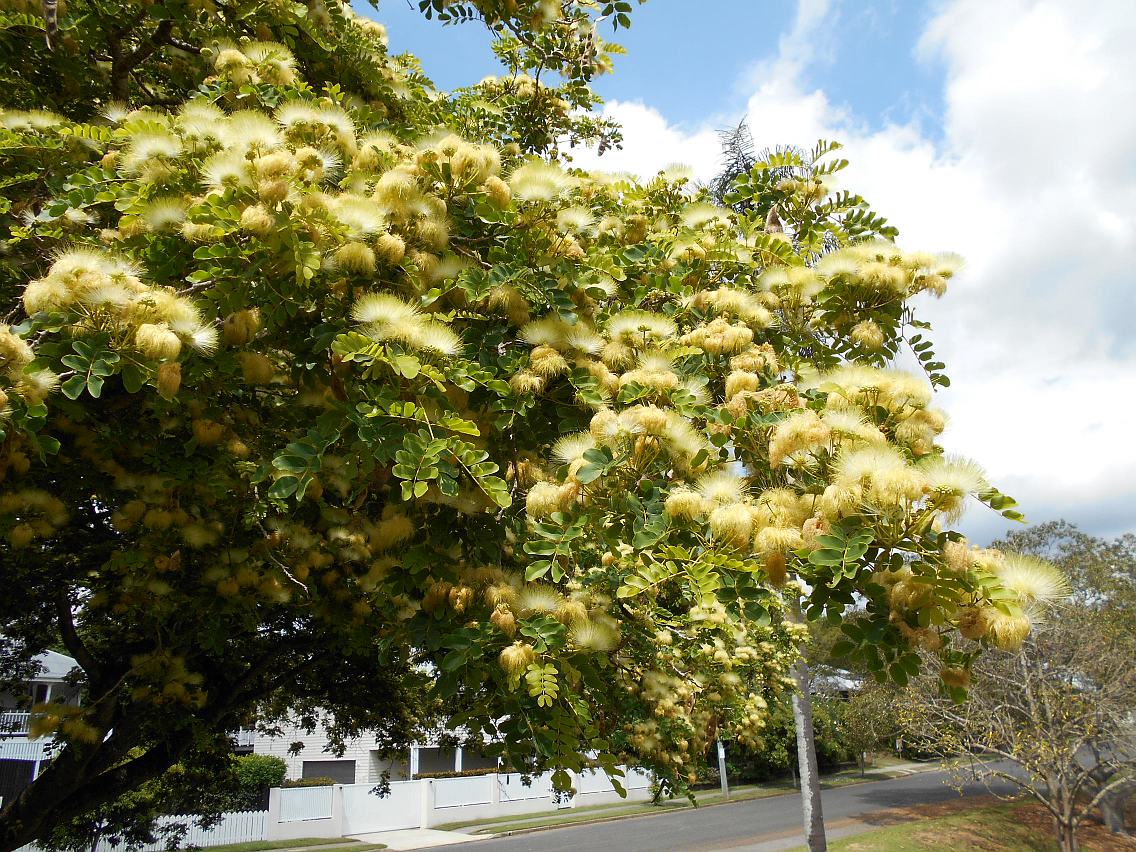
[0,1,1066,848]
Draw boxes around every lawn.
[790,799,1133,851]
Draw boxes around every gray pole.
[790,598,826,851]
[716,739,729,800]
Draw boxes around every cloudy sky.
[371,0,1136,545]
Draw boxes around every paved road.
[467,769,1006,852]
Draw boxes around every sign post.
[717,739,729,800]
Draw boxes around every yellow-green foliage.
[0,0,1063,817]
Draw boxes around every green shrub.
[232,754,287,808]
[416,767,500,779]
[281,777,337,788]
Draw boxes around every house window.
[29,683,49,705]
[301,759,356,784]
[415,747,456,775]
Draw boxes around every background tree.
[839,680,897,776]
[901,616,1135,852]
[0,2,1064,850]
[900,523,1136,852]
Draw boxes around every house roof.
[33,650,78,681]
[811,666,862,695]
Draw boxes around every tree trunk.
[1054,815,1079,852]
[791,656,826,852]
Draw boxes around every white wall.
[264,767,654,839]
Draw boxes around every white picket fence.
[12,812,267,852]
[96,812,265,852]
[12,766,654,852]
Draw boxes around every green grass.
[199,839,384,852]
[821,769,911,787]
[785,801,1053,851]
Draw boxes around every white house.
[0,649,80,805]
[251,722,499,785]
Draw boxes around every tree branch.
[110,18,174,101]
[55,593,100,682]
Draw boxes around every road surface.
[467,768,1006,851]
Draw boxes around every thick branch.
[110,19,174,101]
[55,593,101,682]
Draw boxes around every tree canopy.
[0,1,1066,848]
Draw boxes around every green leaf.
[525,560,551,582]
[889,664,909,687]
[392,354,421,378]
[121,364,144,393]
[574,463,604,484]
[60,375,87,400]
[830,640,855,658]
[267,476,299,499]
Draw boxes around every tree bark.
[1055,816,1079,852]
[792,656,826,851]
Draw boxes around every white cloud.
[576,0,1136,543]
[567,101,720,180]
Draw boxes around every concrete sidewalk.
[349,829,483,851]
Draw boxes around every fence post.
[265,788,282,841]
[419,778,433,829]
[490,771,501,807]
[330,785,345,837]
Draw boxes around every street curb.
[466,764,942,840]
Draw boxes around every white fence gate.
[433,774,494,809]
[624,767,652,789]
[340,780,421,834]
[576,767,618,795]
[279,786,334,822]
[496,771,553,802]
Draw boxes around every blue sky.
[365,1,1136,546]
[369,1,943,137]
